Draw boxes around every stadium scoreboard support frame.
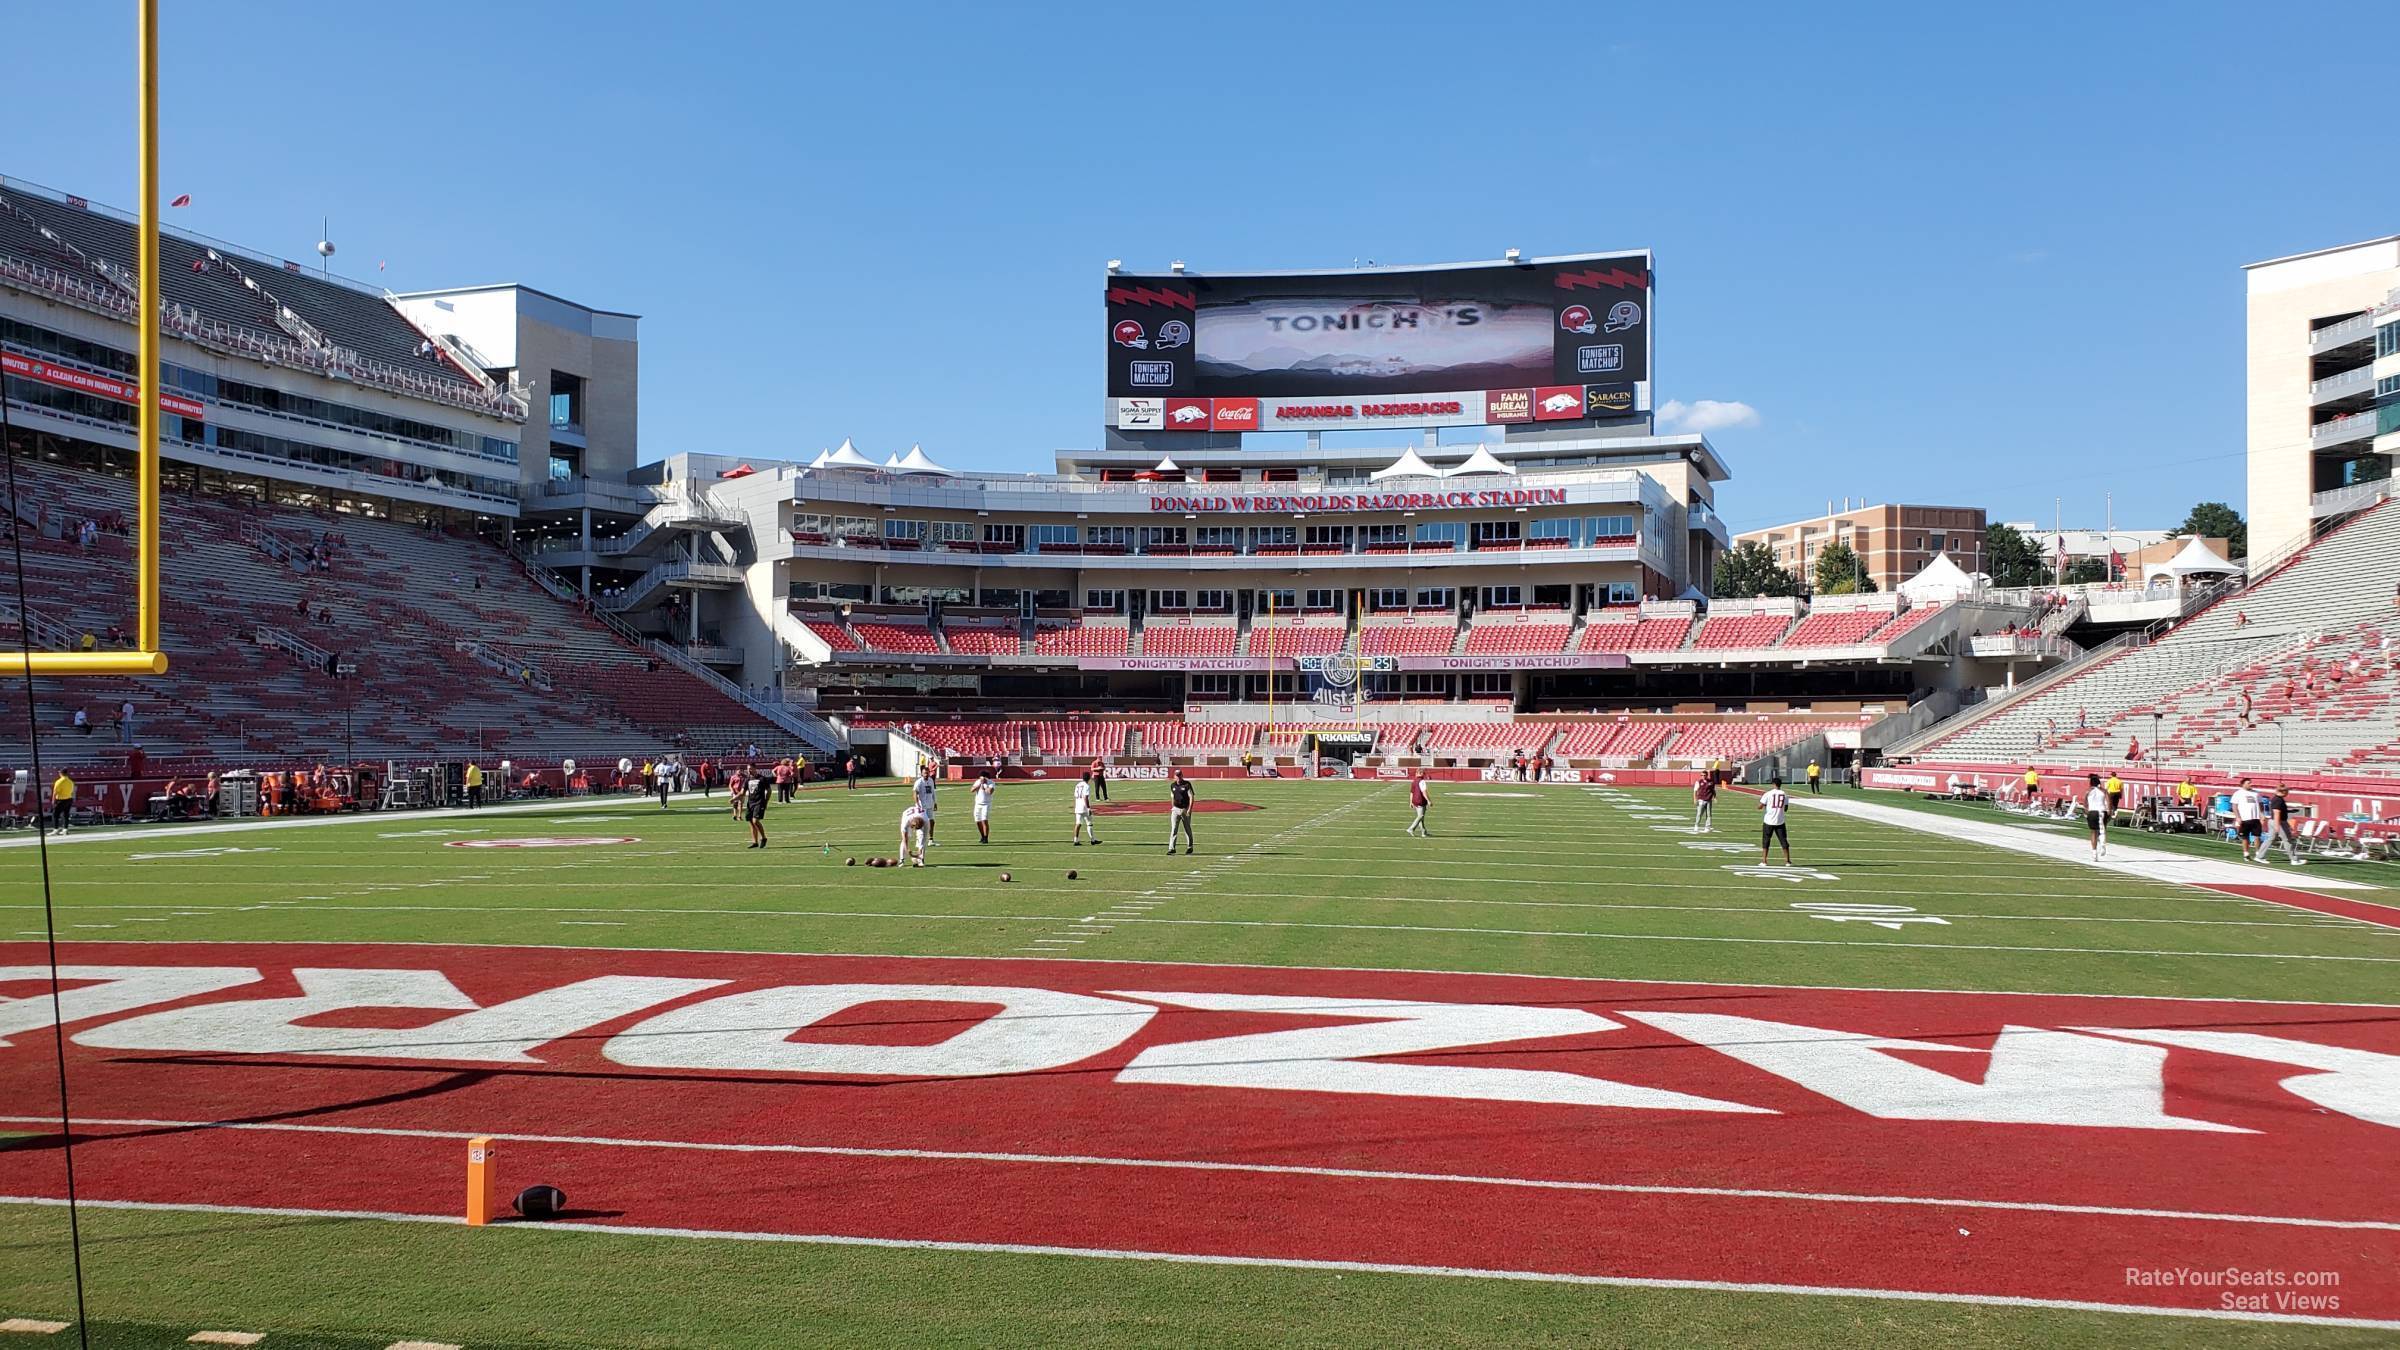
[3,0,169,679]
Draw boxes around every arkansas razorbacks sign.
[3,943,2394,1325]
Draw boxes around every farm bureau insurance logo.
[445,836,640,849]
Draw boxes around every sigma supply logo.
[1486,388,1534,424]
[1113,319,1149,350]
[1209,398,1259,431]
[1559,304,1596,335]
[1604,300,1643,334]
[1154,320,1192,350]
[1576,344,1624,375]
[1128,361,1175,388]
[1534,385,1586,421]
[1117,398,1165,430]
[1166,399,1212,428]
[1586,384,1635,417]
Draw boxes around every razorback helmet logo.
[1559,304,1595,335]
[1113,319,1149,349]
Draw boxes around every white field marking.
[45,899,2389,963]
[25,891,2365,936]
[0,792,745,851]
[0,1318,69,1333]
[1078,915,2400,963]
[14,1117,2397,1233]
[1790,794,2382,895]
[46,937,2400,1008]
[386,1342,464,1350]
[558,921,626,927]
[19,872,2264,908]
[0,1197,2386,1331]
[187,1335,263,1347]
[1171,892,2341,931]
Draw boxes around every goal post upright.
[3,0,169,679]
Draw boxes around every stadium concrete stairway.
[1904,498,2400,776]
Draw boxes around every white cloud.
[1656,399,1760,434]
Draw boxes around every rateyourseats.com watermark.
[2126,1267,2342,1313]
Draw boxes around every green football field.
[2,778,2395,1348]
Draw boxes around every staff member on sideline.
[1166,770,1197,854]
[1757,776,1792,867]
[2265,785,2306,868]
[49,770,75,833]
[463,760,485,810]
[1693,771,1717,832]
[1406,770,1431,837]
[1805,759,1822,794]
[2229,778,2264,861]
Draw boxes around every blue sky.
[9,1,2396,537]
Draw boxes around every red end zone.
[3,942,2395,1326]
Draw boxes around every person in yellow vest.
[2102,771,2124,817]
[1805,760,1823,794]
[49,770,75,833]
[2022,767,2041,807]
[2176,776,2198,813]
[463,761,485,810]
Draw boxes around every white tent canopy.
[894,443,955,476]
[1443,445,1515,477]
[2142,536,2238,584]
[1152,455,1181,474]
[1896,551,1982,604]
[1368,448,1443,482]
[806,449,831,469]
[820,438,879,470]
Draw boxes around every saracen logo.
[1166,399,1212,427]
[1560,304,1596,335]
[1209,398,1259,431]
[1112,319,1148,350]
[1105,285,1196,311]
[1534,386,1585,421]
[1485,389,1533,424]
[1553,265,1649,292]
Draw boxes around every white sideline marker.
[0,1319,70,1335]
[187,1334,264,1347]
[386,1341,464,1350]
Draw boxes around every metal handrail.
[645,637,841,753]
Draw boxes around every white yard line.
[8,1115,2392,1234]
[1791,794,2380,894]
[0,1195,2385,1331]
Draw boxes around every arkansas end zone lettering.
[6,945,2395,1134]
[7,944,2397,1325]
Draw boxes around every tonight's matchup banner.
[1105,255,1651,427]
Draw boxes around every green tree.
[2176,502,2246,561]
[1983,523,2048,588]
[1713,540,1800,599]
[2062,557,2109,585]
[1812,540,1877,595]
